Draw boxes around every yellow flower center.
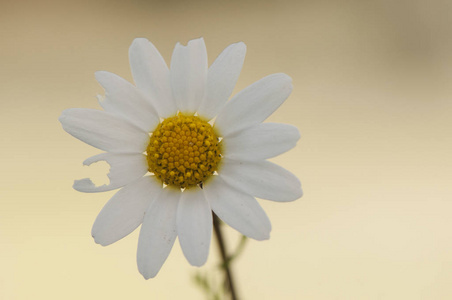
[146,113,222,189]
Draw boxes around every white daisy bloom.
[59,38,302,279]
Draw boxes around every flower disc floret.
[146,113,222,189]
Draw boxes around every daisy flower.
[59,38,302,279]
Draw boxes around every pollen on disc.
[146,113,222,189]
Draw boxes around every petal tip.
[187,258,207,267]
[294,128,301,141]
[94,70,107,80]
[73,178,98,193]
[278,73,293,82]
[137,262,158,279]
[73,178,93,189]
[58,109,73,124]
[139,270,155,280]
[129,38,153,56]
[91,234,109,247]
[188,250,209,267]
[285,187,303,201]
[131,37,149,45]
[233,41,247,52]
[73,177,117,193]
[188,37,205,44]
[273,73,293,91]
[94,71,117,88]
[254,231,271,241]
[58,113,66,124]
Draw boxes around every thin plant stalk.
[212,212,238,300]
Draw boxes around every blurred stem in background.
[194,213,248,300]
[213,213,238,300]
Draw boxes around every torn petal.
[73,152,148,193]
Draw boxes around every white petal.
[203,176,271,240]
[59,108,149,153]
[91,176,162,246]
[219,158,302,202]
[73,152,148,193]
[137,186,180,279]
[214,73,293,137]
[95,71,159,132]
[129,38,177,118]
[197,42,246,120]
[222,123,300,161]
[177,188,212,266]
[170,38,207,114]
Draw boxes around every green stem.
[212,213,238,300]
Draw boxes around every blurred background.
[1,0,452,298]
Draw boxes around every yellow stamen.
[146,113,222,189]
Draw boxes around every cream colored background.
[1,0,452,299]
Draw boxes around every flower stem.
[212,212,238,300]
